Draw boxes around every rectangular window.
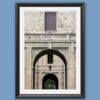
[45,12,56,31]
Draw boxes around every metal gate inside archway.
[43,74,58,89]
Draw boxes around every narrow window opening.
[45,12,56,31]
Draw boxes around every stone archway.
[33,49,67,89]
[42,74,58,89]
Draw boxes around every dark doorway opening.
[43,74,58,89]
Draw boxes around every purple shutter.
[45,12,56,31]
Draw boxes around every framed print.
[16,3,85,98]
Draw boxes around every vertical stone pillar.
[59,72,62,89]
[63,71,65,89]
[25,47,32,89]
[67,44,76,89]
[39,72,42,89]
[35,66,41,89]
[35,70,38,89]
[60,65,65,89]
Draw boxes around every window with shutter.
[45,12,56,31]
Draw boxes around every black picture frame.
[16,3,85,98]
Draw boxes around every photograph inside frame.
[24,7,76,90]
[17,3,84,97]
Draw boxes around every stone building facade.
[24,11,76,89]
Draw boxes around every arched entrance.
[42,74,58,89]
[33,49,67,89]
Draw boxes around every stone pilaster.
[67,44,76,89]
[24,47,32,89]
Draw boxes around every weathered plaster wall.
[57,12,76,33]
[24,11,76,33]
[24,11,44,33]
